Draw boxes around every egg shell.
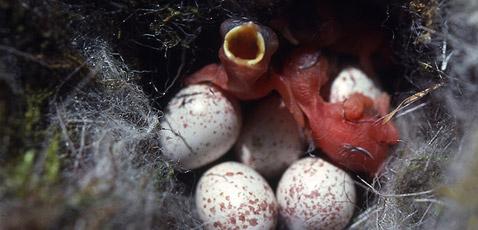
[276,157,356,230]
[329,67,381,103]
[235,95,306,178]
[159,84,242,169]
[195,162,278,230]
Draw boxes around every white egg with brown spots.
[276,157,356,230]
[235,95,306,178]
[159,84,241,169]
[329,67,381,103]
[195,162,278,229]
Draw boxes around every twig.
[162,47,187,96]
[380,83,444,124]
[357,176,434,197]
[0,45,50,67]
[414,198,445,205]
[417,203,433,226]
[55,104,78,157]
[349,207,382,228]
[396,102,428,118]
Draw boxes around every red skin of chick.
[185,63,275,100]
[272,48,399,175]
[186,19,278,100]
[185,47,399,175]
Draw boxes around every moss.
[0,0,82,162]
[23,89,52,138]
[0,86,55,164]
[396,153,444,194]
[2,132,61,197]
[147,4,203,51]
[4,150,35,196]
[154,162,176,190]
[390,150,447,224]
[0,84,61,199]
[409,0,440,45]
[44,133,61,184]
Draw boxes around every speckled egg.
[276,157,356,230]
[235,95,306,178]
[195,162,278,230]
[329,67,381,103]
[159,84,241,169]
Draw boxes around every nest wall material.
[0,0,477,229]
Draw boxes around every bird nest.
[0,0,477,229]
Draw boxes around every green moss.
[23,88,52,136]
[44,133,60,184]
[390,150,447,225]
[396,154,442,194]
[6,150,35,196]
[4,137,60,196]
[147,3,205,51]
[0,85,55,161]
[154,163,175,190]
[409,0,439,45]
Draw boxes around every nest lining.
[0,0,477,229]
